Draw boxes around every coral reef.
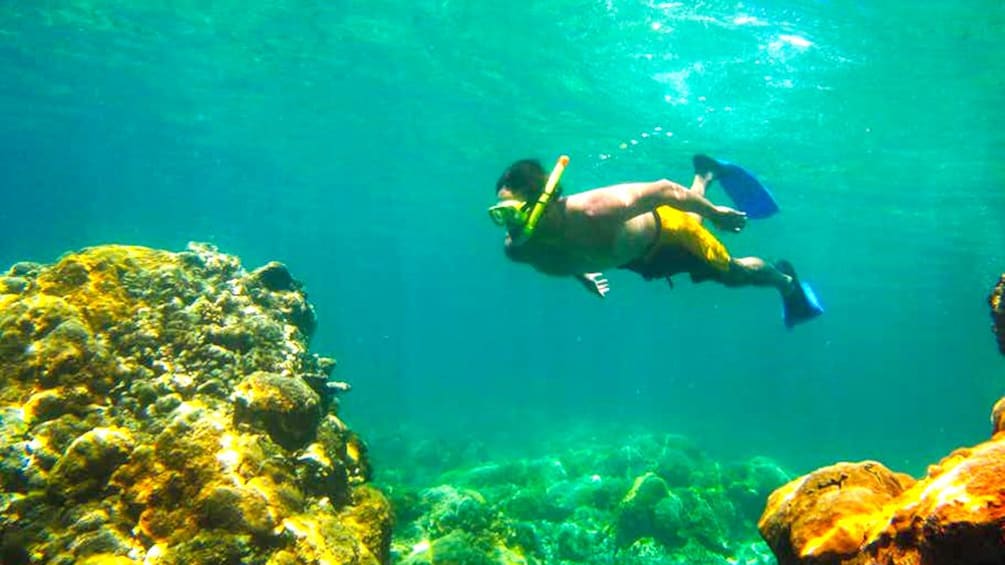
[992,397,1005,438]
[991,273,1004,355]
[0,244,390,564]
[758,276,1005,565]
[376,431,783,564]
[758,399,1005,565]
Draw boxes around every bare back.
[505,197,657,276]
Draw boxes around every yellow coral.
[76,554,140,565]
[1,244,388,563]
[37,245,172,328]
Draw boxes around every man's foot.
[775,260,824,328]
[693,154,722,182]
[775,260,797,296]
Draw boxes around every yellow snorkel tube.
[518,155,569,242]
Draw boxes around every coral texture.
[379,432,781,564]
[992,398,1005,438]
[0,244,390,564]
[991,273,1005,355]
[759,400,1005,565]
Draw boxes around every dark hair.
[495,159,555,200]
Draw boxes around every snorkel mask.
[488,155,570,243]
[488,199,529,230]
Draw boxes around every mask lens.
[488,201,525,227]
[488,206,509,226]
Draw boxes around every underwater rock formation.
[0,243,390,564]
[991,273,1004,355]
[758,399,1005,565]
[992,398,1005,438]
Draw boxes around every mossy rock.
[233,371,321,449]
[0,244,388,563]
[0,276,29,295]
[418,486,496,539]
[197,485,276,535]
[501,486,563,522]
[556,521,596,561]
[405,530,496,565]
[676,489,730,554]
[339,485,393,563]
[77,555,141,565]
[48,427,134,501]
[157,532,255,565]
[67,526,137,561]
[295,441,350,502]
[315,415,372,487]
[614,473,670,547]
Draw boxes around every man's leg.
[687,154,724,223]
[719,257,795,295]
[686,173,713,224]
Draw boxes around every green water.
[1,0,1002,488]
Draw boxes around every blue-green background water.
[1,0,1002,478]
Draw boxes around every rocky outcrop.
[991,273,1004,355]
[0,243,390,564]
[759,400,1005,565]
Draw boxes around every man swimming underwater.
[489,155,823,328]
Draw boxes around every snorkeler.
[489,155,823,328]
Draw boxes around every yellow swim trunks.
[620,205,732,283]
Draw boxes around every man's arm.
[566,180,746,232]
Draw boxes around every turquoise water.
[1,0,1002,487]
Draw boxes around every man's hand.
[711,205,747,233]
[578,272,610,298]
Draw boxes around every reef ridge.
[0,243,391,564]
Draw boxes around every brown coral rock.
[992,397,1005,437]
[0,243,390,565]
[759,401,1005,565]
[884,440,1005,563]
[991,274,1005,355]
[233,370,322,449]
[758,461,915,562]
[48,427,135,501]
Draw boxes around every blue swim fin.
[693,154,780,219]
[775,260,824,328]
